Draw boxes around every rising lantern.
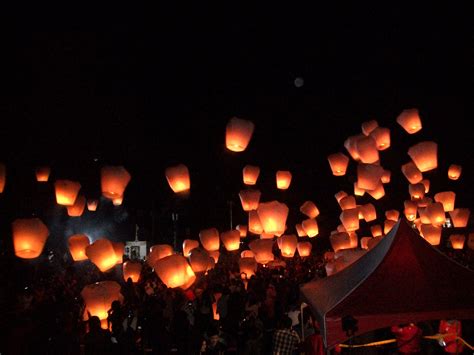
[371,225,383,237]
[396,108,422,134]
[297,241,312,257]
[241,250,255,258]
[408,141,438,172]
[248,211,264,234]
[239,257,257,279]
[148,244,174,267]
[370,127,391,150]
[355,136,379,163]
[434,191,456,212]
[221,230,241,251]
[384,220,397,234]
[81,281,123,329]
[354,182,365,197]
[199,228,220,251]
[249,239,274,264]
[242,165,260,185]
[295,224,307,237]
[449,234,465,250]
[357,163,384,191]
[189,248,214,273]
[68,234,90,261]
[360,203,377,222]
[87,199,98,211]
[420,179,430,193]
[385,210,400,222]
[335,191,348,203]
[154,254,196,289]
[101,166,131,200]
[165,164,190,193]
[401,162,423,184]
[300,201,319,219]
[449,208,470,228]
[327,153,349,176]
[67,195,86,217]
[12,218,49,259]
[239,189,261,211]
[236,224,248,238]
[409,183,425,200]
[360,237,371,250]
[426,202,446,226]
[448,164,462,180]
[344,134,364,161]
[340,208,359,232]
[123,261,142,283]
[183,239,199,257]
[381,169,391,184]
[55,180,81,206]
[225,117,255,152]
[209,250,220,264]
[279,234,297,258]
[276,170,292,190]
[420,224,442,245]
[112,195,123,206]
[367,182,385,200]
[257,201,288,235]
[339,195,357,210]
[301,218,319,238]
[404,200,418,221]
[85,239,118,272]
[361,120,378,136]
[35,166,51,182]
[329,232,352,253]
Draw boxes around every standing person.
[391,323,423,354]
[272,316,301,355]
[438,319,464,354]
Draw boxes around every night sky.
[0,4,472,253]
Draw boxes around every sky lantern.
[183,239,199,257]
[417,197,433,208]
[449,208,470,228]
[361,120,378,135]
[68,234,90,261]
[360,237,371,250]
[242,165,260,185]
[357,163,384,190]
[81,281,123,329]
[409,183,425,200]
[329,232,352,253]
[340,208,359,232]
[339,195,356,210]
[295,224,307,237]
[357,205,364,220]
[239,189,261,211]
[225,117,255,152]
[249,239,274,264]
[123,261,142,283]
[67,195,86,217]
[297,241,312,257]
[420,224,442,245]
[87,199,98,211]
[257,201,288,235]
[417,207,431,224]
[302,218,319,237]
[0,163,5,193]
[448,164,462,180]
[12,218,49,259]
[189,248,213,273]
[86,239,118,272]
[348,232,359,248]
[154,254,196,289]
[384,219,397,234]
[260,232,274,240]
[148,244,174,267]
[327,153,350,176]
[35,166,51,182]
[370,127,391,150]
[449,234,465,250]
[112,242,124,264]
[354,182,366,197]
[241,250,255,258]
[100,166,131,200]
[356,136,379,163]
[381,169,391,184]
[371,225,383,237]
[344,134,364,161]
[165,164,190,193]
[336,224,347,233]
[401,162,423,184]
[335,190,348,203]
[279,234,297,258]
[360,203,377,222]
[404,200,418,221]
[208,250,220,264]
[408,141,438,172]
[367,182,385,200]
[413,218,423,233]
[426,202,446,226]
[300,200,319,219]
[385,210,400,222]
[54,179,81,206]
[221,230,241,251]
[248,211,263,234]
[420,179,430,193]
[112,195,123,206]
[276,170,292,190]
[199,228,220,251]
[434,191,456,212]
[396,108,422,134]
[236,224,248,238]
[239,257,257,279]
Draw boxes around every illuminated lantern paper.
[344,134,365,161]
[420,224,442,245]
[226,117,255,152]
[361,120,378,136]
[123,261,142,283]
[349,232,359,248]
[260,233,274,240]
[367,182,385,200]
[360,203,377,222]
[448,164,462,180]
[371,225,383,238]
[148,244,174,267]
[413,218,422,232]
[302,218,319,238]
[300,201,319,219]
[396,108,422,134]
[357,206,364,220]
[12,218,49,259]
[409,183,425,200]
[68,234,90,261]
[297,241,312,257]
[221,230,241,251]
[189,248,213,273]
[355,136,379,163]
[87,199,98,211]
[242,165,260,185]
[236,224,248,238]
[385,210,400,222]
[295,224,307,237]
[257,201,288,235]
[354,182,365,197]
[434,191,456,212]
[183,239,199,257]
[239,257,257,279]
[241,250,255,258]
[337,225,347,233]
[418,207,431,224]
[112,242,124,264]
[401,162,423,184]
[384,219,397,234]
[404,200,418,221]
[420,179,430,193]
[101,166,131,200]
[154,254,196,289]
[381,170,391,184]
[279,234,297,258]
[408,141,438,172]
[417,197,432,208]
[249,239,274,264]
[370,127,391,150]
[239,189,261,211]
[86,239,118,272]
[209,250,220,264]
[360,237,371,250]
[199,228,220,251]
[327,153,349,176]
[67,195,86,217]
[426,202,446,226]
[81,281,123,329]
[339,195,356,210]
[340,208,359,232]
[335,191,348,203]
[165,164,190,193]
[112,195,123,206]
[35,166,51,182]
[0,163,5,193]
[449,208,470,228]
[276,170,292,190]
[248,211,263,234]
[55,180,81,206]
[449,234,465,250]
[357,163,384,190]
[329,232,352,253]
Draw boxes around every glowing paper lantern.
[248,211,263,234]
[417,197,432,208]
[409,183,425,200]
[449,234,465,250]
[434,191,456,212]
[360,203,377,222]
[357,163,384,190]
[236,224,247,238]
[165,164,190,193]
[408,141,438,172]
[81,281,123,329]
[239,189,261,211]
[327,153,350,176]
[404,200,418,221]
[361,120,378,135]
[276,171,292,190]
[335,191,348,203]
[12,218,49,259]
[370,127,391,150]
[300,201,319,219]
[55,180,81,206]
[384,219,397,234]
[420,224,442,245]
[301,218,319,238]
[344,134,365,161]
[297,241,312,257]
[396,108,422,134]
[401,162,423,184]
[101,166,131,200]
[154,254,196,289]
[354,182,365,197]
[0,163,5,193]
[260,233,274,240]
[337,225,347,233]
[329,232,352,253]
[249,239,274,264]
[112,242,124,264]
[448,164,462,180]
[148,244,174,266]
[257,201,289,235]
[426,202,446,226]
[420,179,430,193]
[243,165,260,185]
[112,195,123,206]
[295,224,307,237]
[360,237,371,250]
[348,232,359,248]
[279,234,297,258]
[381,170,391,184]
[418,207,431,224]
[449,208,470,228]
[371,225,383,238]
[355,136,379,163]
[226,117,255,152]
[123,261,142,283]
[239,257,257,279]
[241,250,255,258]
[199,228,220,251]
[209,250,220,264]
[87,199,98,211]
[86,239,118,272]
[67,195,86,217]
[385,210,400,222]
[183,239,200,257]
[339,195,356,210]
[367,182,385,200]
[68,234,90,261]
[221,230,241,251]
[35,166,51,182]
[189,248,214,273]
[340,208,359,232]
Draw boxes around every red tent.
[300,219,474,349]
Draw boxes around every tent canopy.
[300,219,474,349]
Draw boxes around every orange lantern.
[434,191,456,212]
[239,257,257,279]
[236,224,248,238]
[189,248,213,273]
[67,195,86,217]
[279,234,297,258]
[148,244,174,266]
[420,224,442,245]
[404,200,418,221]
[344,134,365,161]
[417,207,431,224]
[100,166,131,200]
[183,239,199,257]
[225,117,255,152]
[339,195,356,210]
[448,164,462,180]
[68,234,90,261]
[335,190,348,203]
[112,195,123,206]
[361,120,378,136]
[426,202,446,226]
[360,237,371,250]
[449,234,465,250]
[367,182,385,200]
[409,183,425,200]
[221,230,241,251]
[12,218,49,259]
[55,180,81,206]
[370,127,391,150]
[340,208,359,232]
[81,281,123,329]
[209,250,220,264]
[337,224,347,233]
[327,153,350,176]
[112,242,124,264]
[396,108,422,134]
[420,179,430,193]
[123,261,142,283]
[241,250,255,258]
[385,210,400,222]
[87,199,98,211]
[297,241,312,257]
[355,136,379,163]
[417,197,433,208]
[408,141,438,172]
[360,203,377,222]
[357,163,384,190]
[302,218,319,238]
[384,219,397,234]
[276,170,292,190]
[239,189,261,211]
[249,239,274,264]
[354,182,366,197]
[349,232,359,248]
[401,162,423,184]
[248,211,264,234]
[165,164,190,193]
[381,169,391,184]
[295,224,307,237]
[329,232,352,253]
[35,166,51,182]
[449,208,470,228]
[154,254,196,289]
[85,239,118,272]
[300,201,319,219]
[260,232,274,240]
[371,225,383,238]
[242,165,260,185]
[0,163,5,193]
[257,201,288,235]
[199,228,220,251]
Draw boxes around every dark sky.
[0,4,472,250]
